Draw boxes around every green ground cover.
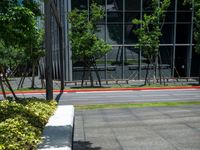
[76,101,200,110]
[0,98,57,150]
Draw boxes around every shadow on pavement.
[73,141,101,150]
[38,125,73,149]
[55,91,63,102]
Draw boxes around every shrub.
[0,98,57,150]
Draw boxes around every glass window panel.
[124,47,139,79]
[125,0,141,11]
[96,25,106,40]
[143,0,152,11]
[106,46,123,79]
[107,24,123,44]
[161,24,173,44]
[160,46,173,65]
[72,0,88,9]
[177,0,191,10]
[125,23,138,44]
[107,12,123,23]
[89,0,105,6]
[175,46,187,77]
[177,12,192,22]
[125,12,140,23]
[107,46,123,65]
[107,0,122,11]
[168,0,175,10]
[124,47,139,65]
[176,24,190,44]
[165,12,175,22]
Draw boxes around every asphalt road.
[1,89,200,105]
[58,89,200,105]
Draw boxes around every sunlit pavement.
[74,105,200,150]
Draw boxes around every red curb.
[1,86,200,95]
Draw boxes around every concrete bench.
[38,105,75,150]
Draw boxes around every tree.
[0,1,41,99]
[193,0,200,84]
[132,0,170,85]
[68,3,111,87]
[184,0,200,84]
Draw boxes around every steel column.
[172,0,177,77]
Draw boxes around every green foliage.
[132,0,170,62]
[0,116,40,150]
[76,101,200,110]
[22,0,42,17]
[68,3,111,62]
[194,1,200,54]
[184,0,200,54]
[0,0,18,13]
[0,6,37,48]
[0,98,57,150]
[0,43,25,67]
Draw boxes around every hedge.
[0,98,57,150]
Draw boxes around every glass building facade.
[44,0,200,81]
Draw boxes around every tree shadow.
[38,125,73,149]
[55,91,63,102]
[73,141,101,150]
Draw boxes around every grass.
[67,84,195,90]
[75,101,200,110]
[110,83,195,88]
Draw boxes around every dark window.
[125,0,141,11]
[161,24,173,44]
[107,24,123,44]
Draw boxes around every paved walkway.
[2,77,200,91]
[74,105,200,150]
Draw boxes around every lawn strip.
[75,101,200,110]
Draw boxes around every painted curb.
[1,86,200,95]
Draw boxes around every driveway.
[74,105,200,150]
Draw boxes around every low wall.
[38,105,75,150]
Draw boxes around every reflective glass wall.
[71,0,195,80]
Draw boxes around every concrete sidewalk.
[74,105,200,150]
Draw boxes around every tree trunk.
[93,62,102,87]
[199,65,200,85]
[81,66,86,87]
[31,62,36,89]
[145,62,150,85]
[89,67,94,87]
[0,77,7,99]
[116,46,121,62]
[17,64,28,89]
[158,54,162,85]
[3,73,18,101]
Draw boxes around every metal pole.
[122,0,125,79]
[105,0,108,80]
[172,0,177,77]
[45,1,53,100]
[187,1,194,77]
[138,0,143,80]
